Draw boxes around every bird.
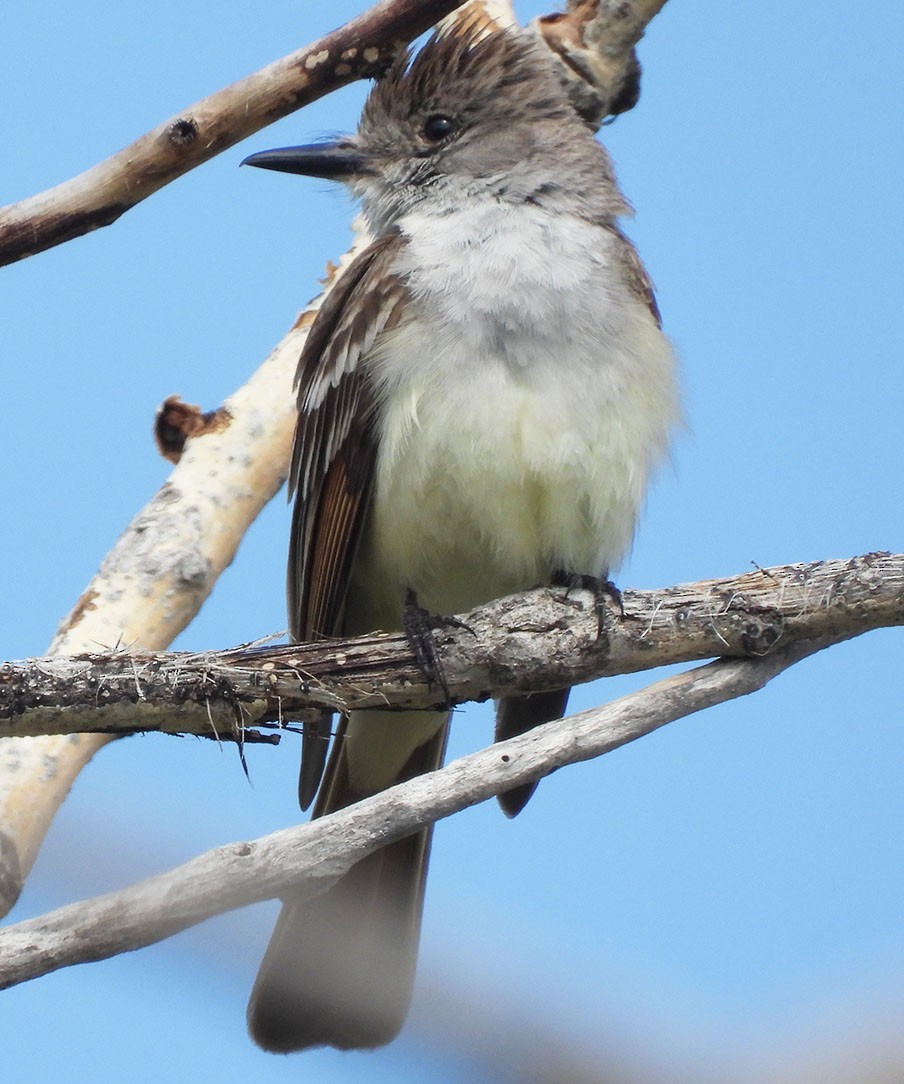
[242,21,679,1053]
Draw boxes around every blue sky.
[2,2,902,1081]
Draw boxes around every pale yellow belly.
[345,374,645,633]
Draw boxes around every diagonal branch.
[0,245,359,919]
[0,0,470,266]
[0,638,833,990]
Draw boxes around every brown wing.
[608,224,662,329]
[287,230,409,808]
[287,229,409,642]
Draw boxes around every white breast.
[345,203,679,632]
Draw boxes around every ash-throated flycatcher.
[243,23,678,1053]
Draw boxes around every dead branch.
[0,553,901,743]
[0,0,469,266]
[0,638,832,990]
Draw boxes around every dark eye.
[421,114,456,143]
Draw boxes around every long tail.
[247,709,448,1052]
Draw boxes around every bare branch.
[0,0,469,266]
[0,638,832,990]
[0,553,901,743]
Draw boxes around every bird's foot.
[403,588,475,707]
[552,570,624,638]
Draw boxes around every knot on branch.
[740,619,782,656]
[167,117,199,147]
[153,396,232,463]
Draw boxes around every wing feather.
[609,224,662,328]
[287,229,409,643]
[288,230,410,808]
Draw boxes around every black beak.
[240,141,373,181]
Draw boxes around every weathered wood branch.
[0,0,470,266]
[0,637,833,990]
[1,553,900,743]
[0,241,371,919]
